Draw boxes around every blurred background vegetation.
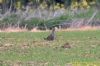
[0,0,99,30]
[0,0,98,13]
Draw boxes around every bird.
[61,42,71,49]
[44,27,56,41]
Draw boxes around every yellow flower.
[61,4,64,7]
[16,1,21,9]
[71,1,78,9]
[54,4,60,10]
[0,0,3,3]
[40,1,48,9]
[82,0,88,6]
[81,0,90,9]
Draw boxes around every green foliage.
[0,8,100,30]
[45,15,71,29]
[20,18,43,30]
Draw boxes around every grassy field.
[0,30,100,66]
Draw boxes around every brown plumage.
[61,42,71,49]
[44,28,56,41]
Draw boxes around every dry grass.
[0,26,100,32]
[0,27,28,32]
[62,26,100,31]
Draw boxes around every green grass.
[0,30,100,66]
